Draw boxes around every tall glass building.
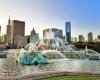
[65,22,71,43]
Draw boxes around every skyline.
[0,0,100,39]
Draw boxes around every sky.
[0,0,100,39]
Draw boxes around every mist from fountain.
[23,37,100,60]
[43,50,66,59]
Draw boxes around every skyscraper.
[88,32,93,42]
[51,28,63,38]
[12,20,25,37]
[12,20,25,48]
[43,28,63,39]
[6,17,13,47]
[79,35,84,42]
[97,35,100,40]
[65,21,71,43]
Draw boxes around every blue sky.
[0,0,100,39]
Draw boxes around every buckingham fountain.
[0,30,100,79]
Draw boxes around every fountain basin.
[87,54,100,60]
[0,59,100,79]
[86,49,100,60]
[0,53,6,58]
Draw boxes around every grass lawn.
[42,75,100,80]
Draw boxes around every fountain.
[23,29,86,60]
[2,36,99,63]
[0,41,100,79]
[0,29,100,79]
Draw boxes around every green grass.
[42,75,100,80]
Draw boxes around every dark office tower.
[12,20,25,48]
[65,21,71,43]
[6,17,13,47]
[12,20,25,36]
